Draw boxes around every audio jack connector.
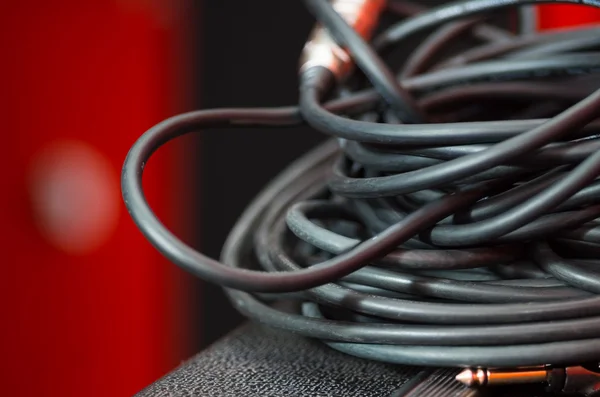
[299,0,385,81]
[456,364,600,396]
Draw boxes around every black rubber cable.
[436,25,600,68]
[122,0,600,368]
[303,0,424,123]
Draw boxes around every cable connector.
[299,0,385,81]
[456,364,600,396]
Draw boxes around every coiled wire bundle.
[123,0,600,368]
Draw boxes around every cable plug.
[299,0,385,81]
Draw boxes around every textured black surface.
[397,368,480,397]
[137,322,486,397]
[138,321,570,396]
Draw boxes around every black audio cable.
[122,0,600,368]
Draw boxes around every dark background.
[195,1,324,346]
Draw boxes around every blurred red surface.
[537,4,600,30]
[0,1,192,395]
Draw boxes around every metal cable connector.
[456,364,600,396]
[456,367,551,387]
[299,0,385,81]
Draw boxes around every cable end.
[299,0,385,81]
[456,369,477,387]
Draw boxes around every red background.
[537,4,600,29]
[0,1,194,396]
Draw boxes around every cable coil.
[123,0,600,368]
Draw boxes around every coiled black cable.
[122,0,600,368]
